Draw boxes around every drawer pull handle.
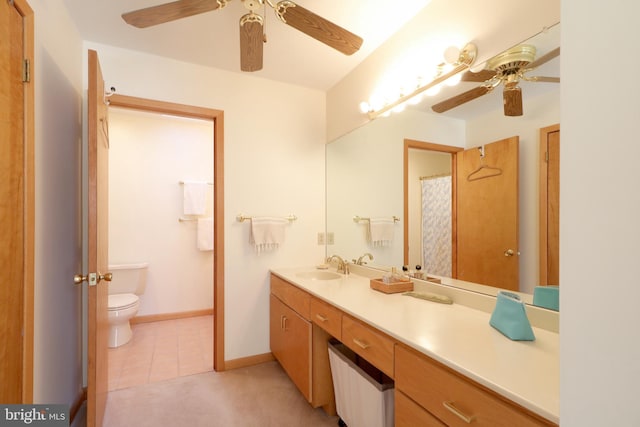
[443,401,475,424]
[280,315,288,331]
[316,314,328,322]
[353,338,370,350]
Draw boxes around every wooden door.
[87,49,110,427]
[540,125,560,286]
[0,0,26,403]
[456,137,519,290]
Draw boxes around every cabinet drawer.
[271,274,311,320]
[395,345,553,427]
[396,391,446,427]
[310,297,342,339]
[342,315,394,378]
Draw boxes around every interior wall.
[466,89,560,294]
[83,42,326,361]
[29,0,84,406]
[561,1,640,424]
[108,108,214,316]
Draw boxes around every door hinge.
[545,151,549,163]
[22,59,30,83]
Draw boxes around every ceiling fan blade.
[240,14,264,72]
[461,69,496,82]
[122,0,219,28]
[503,86,523,116]
[275,1,363,55]
[528,46,560,69]
[431,86,491,113]
[526,76,560,83]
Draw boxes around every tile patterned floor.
[108,315,213,391]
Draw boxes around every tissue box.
[370,278,414,294]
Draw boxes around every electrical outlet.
[327,232,335,245]
[317,232,325,245]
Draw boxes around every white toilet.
[107,262,149,348]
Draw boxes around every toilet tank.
[108,263,149,295]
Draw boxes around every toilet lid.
[108,293,139,310]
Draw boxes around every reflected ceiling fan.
[121,0,364,72]
[432,45,560,116]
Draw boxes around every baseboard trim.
[69,388,87,424]
[224,353,275,371]
[131,309,214,325]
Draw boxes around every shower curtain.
[421,175,452,277]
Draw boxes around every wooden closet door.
[456,136,519,290]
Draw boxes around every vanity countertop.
[270,266,559,425]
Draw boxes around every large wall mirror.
[326,23,560,306]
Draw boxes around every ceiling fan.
[121,0,364,72]
[431,45,560,116]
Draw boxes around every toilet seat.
[108,293,139,311]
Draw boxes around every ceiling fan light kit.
[122,0,363,73]
[362,43,478,120]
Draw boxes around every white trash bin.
[328,341,394,427]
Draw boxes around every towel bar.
[353,215,400,223]
[236,214,297,223]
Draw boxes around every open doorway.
[107,94,225,381]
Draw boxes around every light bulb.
[443,46,460,65]
[425,85,441,96]
[445,73,462,86]
[359,101,371,114]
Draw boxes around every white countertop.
[271,266,559,425]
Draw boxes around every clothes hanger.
[466,146,503,181]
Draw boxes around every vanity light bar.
[366,43,478,120]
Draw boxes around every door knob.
[504,249,515,257]
[74,272,113,286]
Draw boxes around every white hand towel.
[368,217,395,247]
[250,217,288,253]
[197,217,214,251]
[183,181,208,215]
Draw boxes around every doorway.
[106,106,216,389]
[108,94,225,373]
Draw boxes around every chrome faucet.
[355,253,374,265]
[327,255,349,275]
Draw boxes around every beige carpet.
[104,361,339,427]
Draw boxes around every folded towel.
[183,181,208,215]
[197,217,214,251]
[368,217,395,247]
[250,217,288,253]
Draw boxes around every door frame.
[539,123,560,286]
[108,94,226,371]
[403,139,462,273]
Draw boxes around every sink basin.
[296,271,341,281]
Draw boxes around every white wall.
[29,0,84,406]
[467,89,560,294]
[84,42,326,361]
[561,1,640,424]
[327,109,464,267]
[108,108,214,316]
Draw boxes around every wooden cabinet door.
[456,136,519,290]
[270,295,312,401]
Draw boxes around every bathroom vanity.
[269,267,559,426]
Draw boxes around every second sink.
[296,271,341,281]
